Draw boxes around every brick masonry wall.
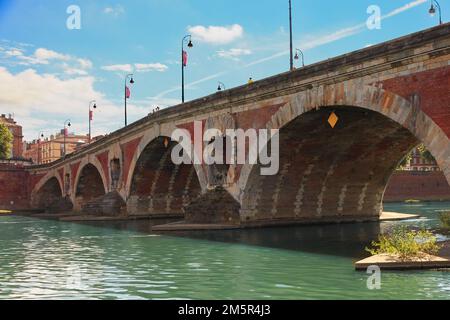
[0,164,30,210]
[384,171,450,202]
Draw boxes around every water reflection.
[168,223,381,259]
[0,202,448,300]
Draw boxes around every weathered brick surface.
[74,164,106,211]
[184,187,240,224]
[384,171,450,202]
[127,138,201,216]
[82,191,125,216]
[0,164,30,210]
[381,66,450,138]
[241,107,419,223]
[31,177,67,212]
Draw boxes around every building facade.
[0,114,23,159]
[24,131,89,164]
[404,147,440,172]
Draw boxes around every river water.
[0,202,449,300]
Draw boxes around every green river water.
[0,202,449,300]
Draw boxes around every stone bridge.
[26,24,450,228]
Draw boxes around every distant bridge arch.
[31,174,69,212]
[73,159,108,211]
[126,132,206,216]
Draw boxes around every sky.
[0,0,447,141]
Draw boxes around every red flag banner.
[182,50,188,67]
[64,128,68,137]
[89,110,93,121]
[126,86,131,99]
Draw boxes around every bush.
[366,226,441,261]
[439,212,450,230]
[0,123,13,159]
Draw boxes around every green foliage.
[0,123,13,159]
[417,144,436,162]
[397,153,412,170]
[439,212,450,230]
[366,226,441,261]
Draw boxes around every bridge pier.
[184,187,241,225]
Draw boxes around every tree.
[0,123,13,159]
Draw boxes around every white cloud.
[188,24,244,45]
[217,48,252,60]
[104,5,125,17]
[2,47,90,70]
[0,66,150,140]
[134,63,168,72]
[101,64,133,72]
[382,0,427,19]
[63,66,88,76]
[13,48,71,65]
[4,49,24,57]
[34,48,71,62]
[102,63,169,73]
[77,58,93,69]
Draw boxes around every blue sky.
[0,0,447,141]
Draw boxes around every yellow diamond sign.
[328,112,339,128]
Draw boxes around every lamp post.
[294,48,305,67]
[37,132,44,165]
[181,34,193,103]
[63,119,71,157]
[289,0,294,71]
[429,0,443,25]
[217,82,226,91]
[124,74,134,127]
[88,100,97,144]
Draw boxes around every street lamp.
[63,119,71,157]
[124,74,134,126]
[37,131,44,165]
[217,82,226,91]
[289,0,294,71]
[429,0,443,25]
[294,48,305,67]
[88,100,97,144]
[182,34,193,103]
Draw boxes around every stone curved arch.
[30,172,66,209]
[31,170,64,199]
[237,80,450,200]
[124,127,208,199]
[73,155,109,197]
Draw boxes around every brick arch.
[126,134,204,216]
[73,156,109,197]
[72,158,108,211]
[238,81,450,223]
[31,175,64,210]
[31,171,64,200]
[124,128,207,199]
